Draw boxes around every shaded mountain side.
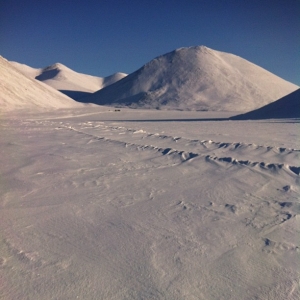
[230,89,300,120]
[58,90,93,100]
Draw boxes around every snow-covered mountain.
[10,61,127,100]
[231,88,300,119]
[0,56,82,111]
[83,46,299,111]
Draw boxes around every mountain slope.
[83,46,298,111]
[11,61,127,100]
[0,56,82,111]
[230,89,300,119]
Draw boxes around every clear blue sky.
[1,0,299,85]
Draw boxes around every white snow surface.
[10,61,127,100]
[1,107,300,299]
[0,56,83,111]
[84,46,299,111]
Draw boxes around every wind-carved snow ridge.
[61,122,300,174]
[77,122,300,153]
[63,125,198,163]
[289,166,300,175]
[205,155,300,176]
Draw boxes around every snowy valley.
[1,47,300,299]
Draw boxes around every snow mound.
[230,89,300,119]
[0,56,82,112]
[11,61,127,100]
[83,46,298,111]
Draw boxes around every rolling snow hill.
[0,56,82,111]
[231,88,300,119]
[83,46,298,111]
[10,61,127,100]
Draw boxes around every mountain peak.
[83,46,299,111]
[42,62,70,72]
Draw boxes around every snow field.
[1,108,299,299]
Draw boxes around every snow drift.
[0,56,82,111]
[231,89,300,119]
[83,46,298,111]
[11,61,127,100]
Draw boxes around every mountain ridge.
[0,56,82,111]
[10,61,127,100]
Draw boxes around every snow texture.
[1,107,300,299]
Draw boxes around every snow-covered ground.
[1,107,299,299]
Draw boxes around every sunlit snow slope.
[231,89,300,119]
[84,46,298,111]
[11,61,127,100]
[0,56,82,111]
